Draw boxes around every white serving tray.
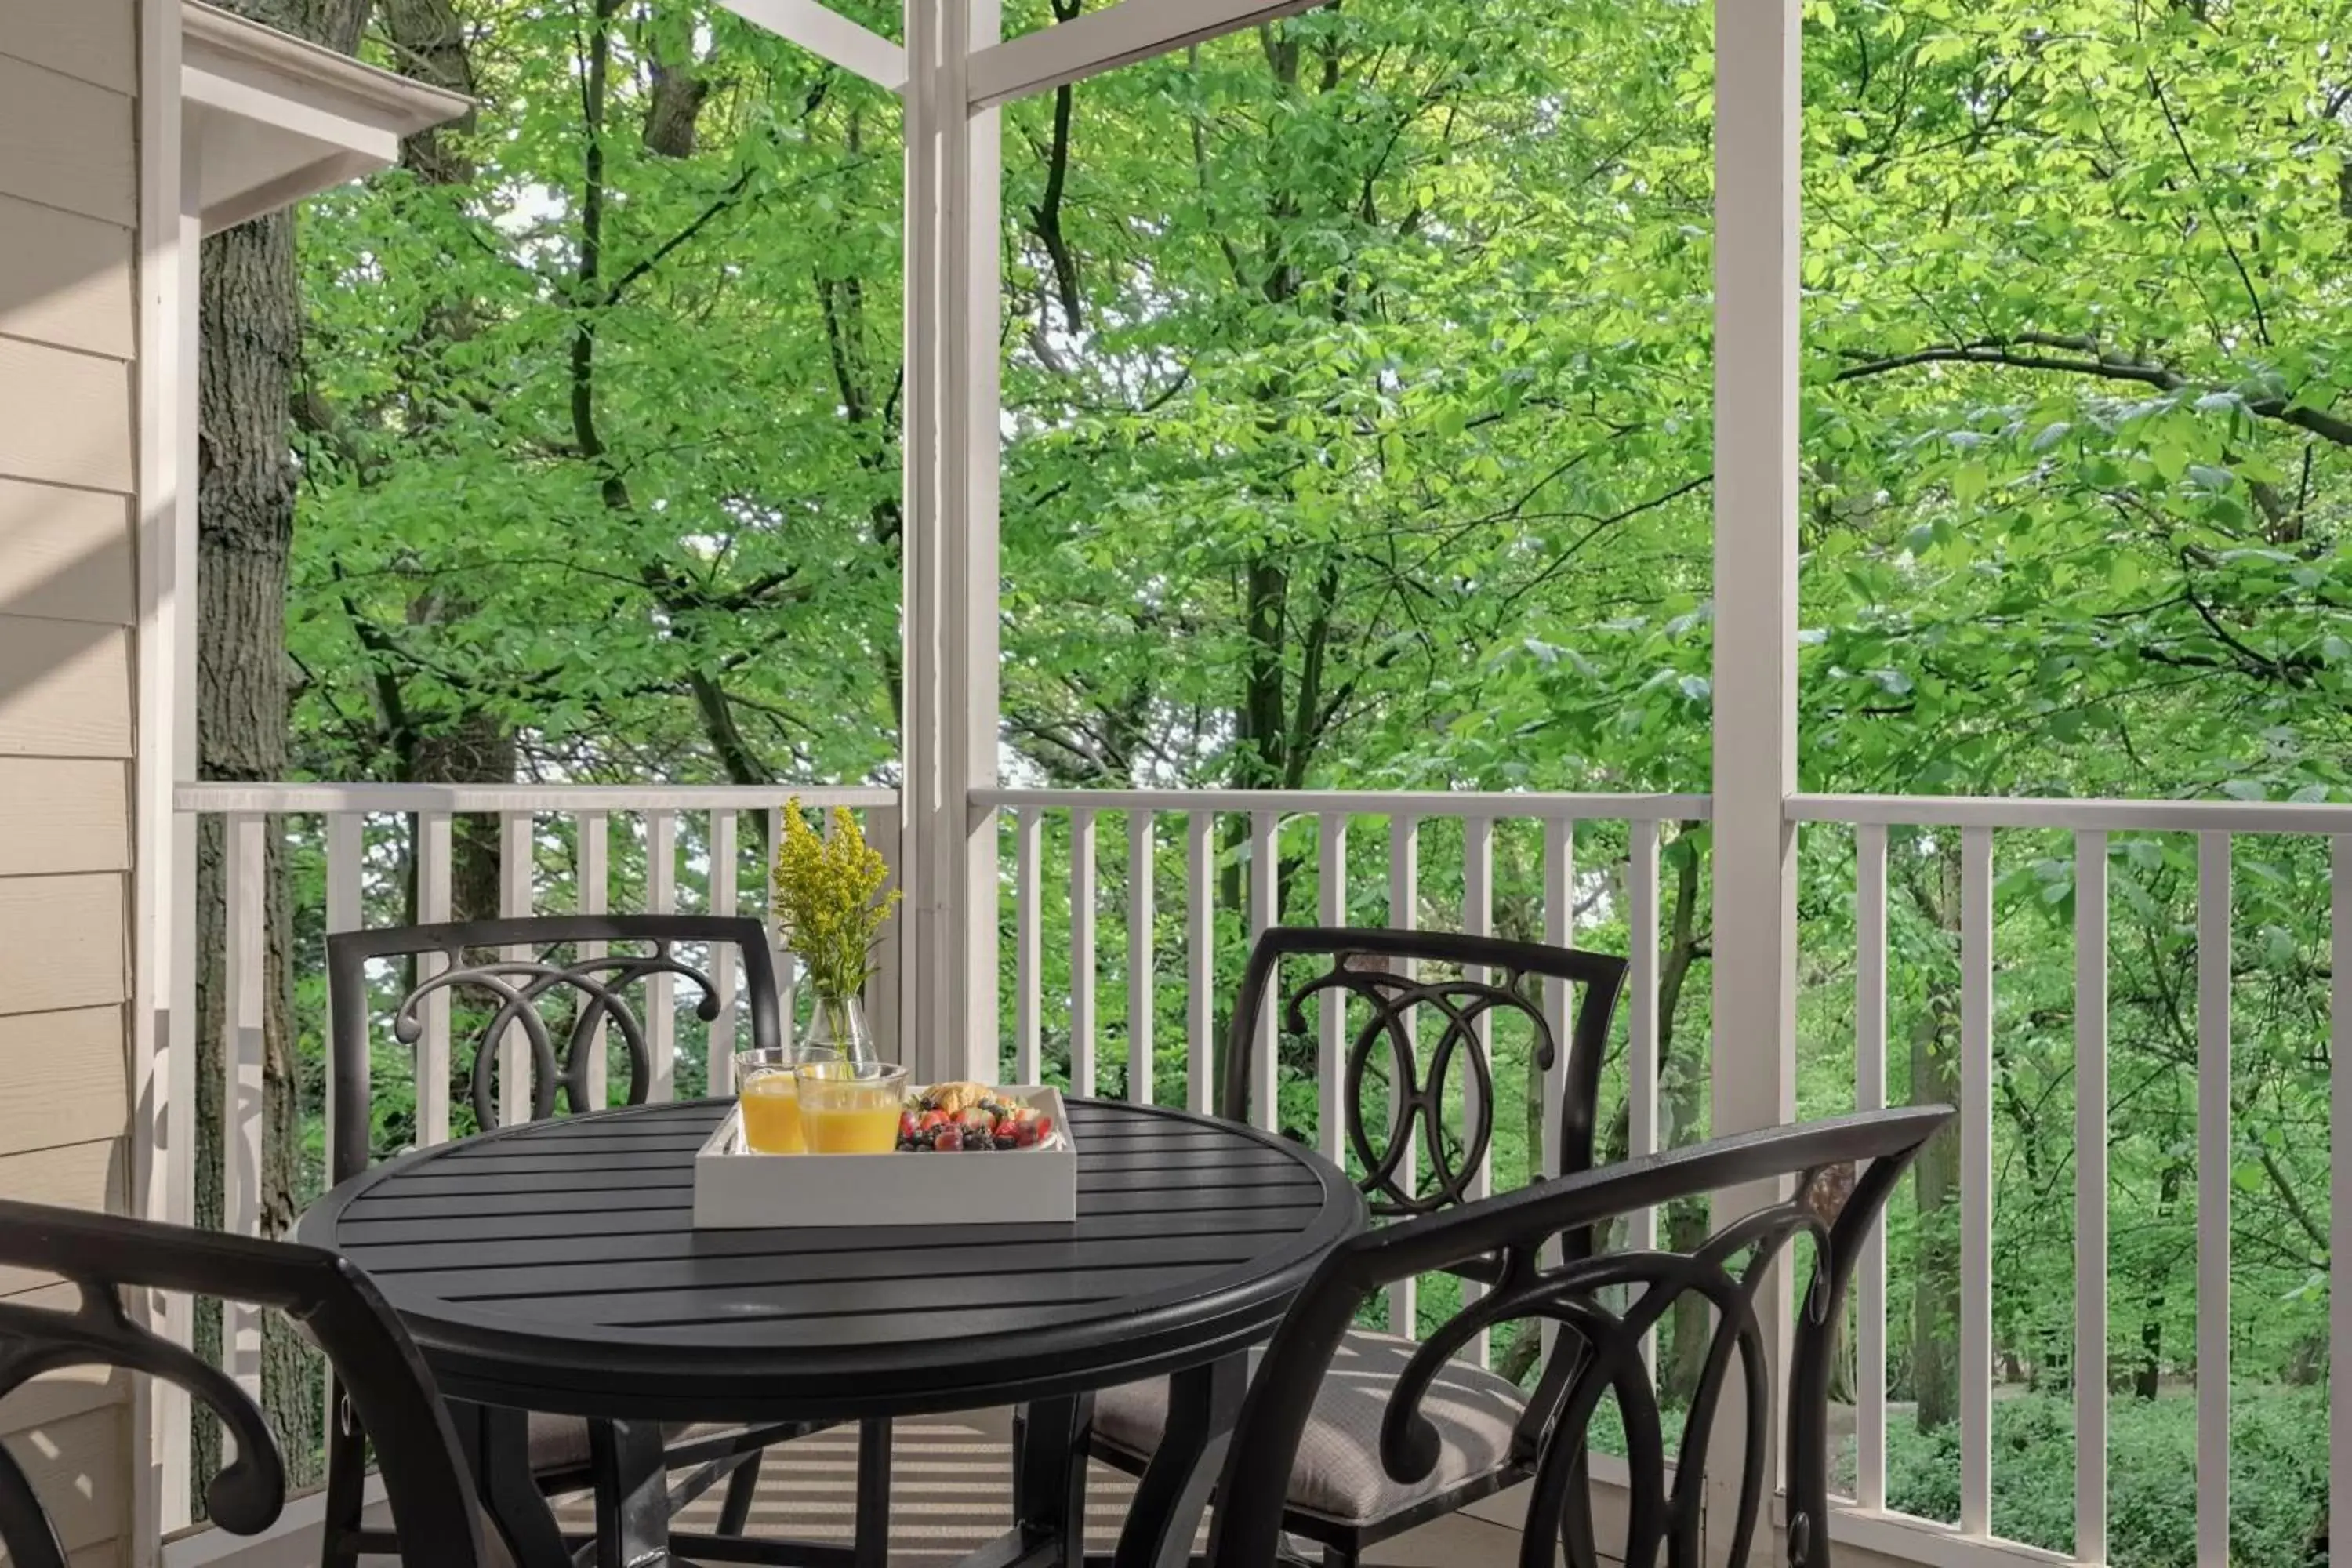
[692,1085,1077,1229]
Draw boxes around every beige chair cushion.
[525,1414,749,1473]
[1094,1330,1526,1526]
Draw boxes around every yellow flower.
[773,799,901,1004]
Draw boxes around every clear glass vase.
[801,993,877,1065]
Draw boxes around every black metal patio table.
[297,1094,1366,1568]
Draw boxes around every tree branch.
[1835,336,2352,448]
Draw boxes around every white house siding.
[0,0,142,1561]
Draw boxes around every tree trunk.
[1907,842,1964,1431]
[2135,1156,2187,1399]
[376,0,510,936]
[1647,829,1711,1405]
[191,0,373,1509]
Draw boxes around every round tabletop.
[298,1096,1364,1424]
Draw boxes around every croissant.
[922,1080,993,1116]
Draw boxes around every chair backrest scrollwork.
[1207,1105,1955,1568]
[327,914,781,1182]
[0,1200,485,1568]
[1220,927,1628,1218]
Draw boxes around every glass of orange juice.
[794,1060,909,1155]
[735,1045,842,1154]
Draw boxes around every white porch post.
[900,0,942,1078]
[902,0,1003,1084]
[134,0,201,1544]
[1709,0,1802,1548]
[955,0,1006,1083]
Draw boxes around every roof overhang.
[180,0,471,236]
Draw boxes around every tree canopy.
[235,0,2352,1559]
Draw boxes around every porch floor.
[542,1410,1529,1568]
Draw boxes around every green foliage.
[264,0,2352,1558]
[1844,1387,2330,1568]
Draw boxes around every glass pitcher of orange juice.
[735,1045,843,1154]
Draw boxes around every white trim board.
[717,0,906,92]
[180,0,469,234]
[966,0,1325,109]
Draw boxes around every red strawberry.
[935,1126,964,1152]
[918,1109,949,1131]
[899,1112,920,1142]
[1033,1115,1054,1143]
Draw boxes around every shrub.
[1835,1385,2327,1568]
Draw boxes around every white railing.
[1788,792,2352,1568]
[975,787,1709,1362]
[158,781,899,1530]
[151,777,2339,1568]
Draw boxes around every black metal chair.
[0,1197,486,1568]
[1091,926,1630,1567]
[322,914,875,1568]
[1207,1105,1956,1568]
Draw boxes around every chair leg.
[321,1392,368,1568]
[717,1450,764,1537]
[853,1419,893,1568]
[1319,1544,1359,1568]
[1562,1445,1600,1568]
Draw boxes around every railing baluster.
[2074,829,2107,1559]
[1387,813,1419,1339]
[1461,815,1494,1367]
[1959,825,1994,1537]
[864,805,902,1058]
[222,812,265,1399]
[1316,814,1347,1165]
[1016,807,1042,1084]
[1627,818,1661,1371]
[2196,831,2232,1568]
[1187,811,1214,1116]
[1250,810,1278,1131]
[1855,822,1889,1510]
[323,811,362,1184]
[1127,811,1154,1104]
[648,811,677,1102]
[768,806,794,1036]
[579,811,608,1112]
[161,805,199,1531]
[2332,834,2350,1568]
[417,811,453,1146]
[322,810,362,1440]
[1538,815,1574,1363]
[710,811,740,1094]
[499,811,534,1125]
[1070,808,1098,1098]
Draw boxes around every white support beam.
[136,1,198,1544]
[718,0,907,91]
[898,0,1001,1088]
[953,0,1006,1085]
[1709,0,1802,1525]
[901,0,944,1076]
[967,0,1323,110]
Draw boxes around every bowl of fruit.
[897,1081,1059,1152]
